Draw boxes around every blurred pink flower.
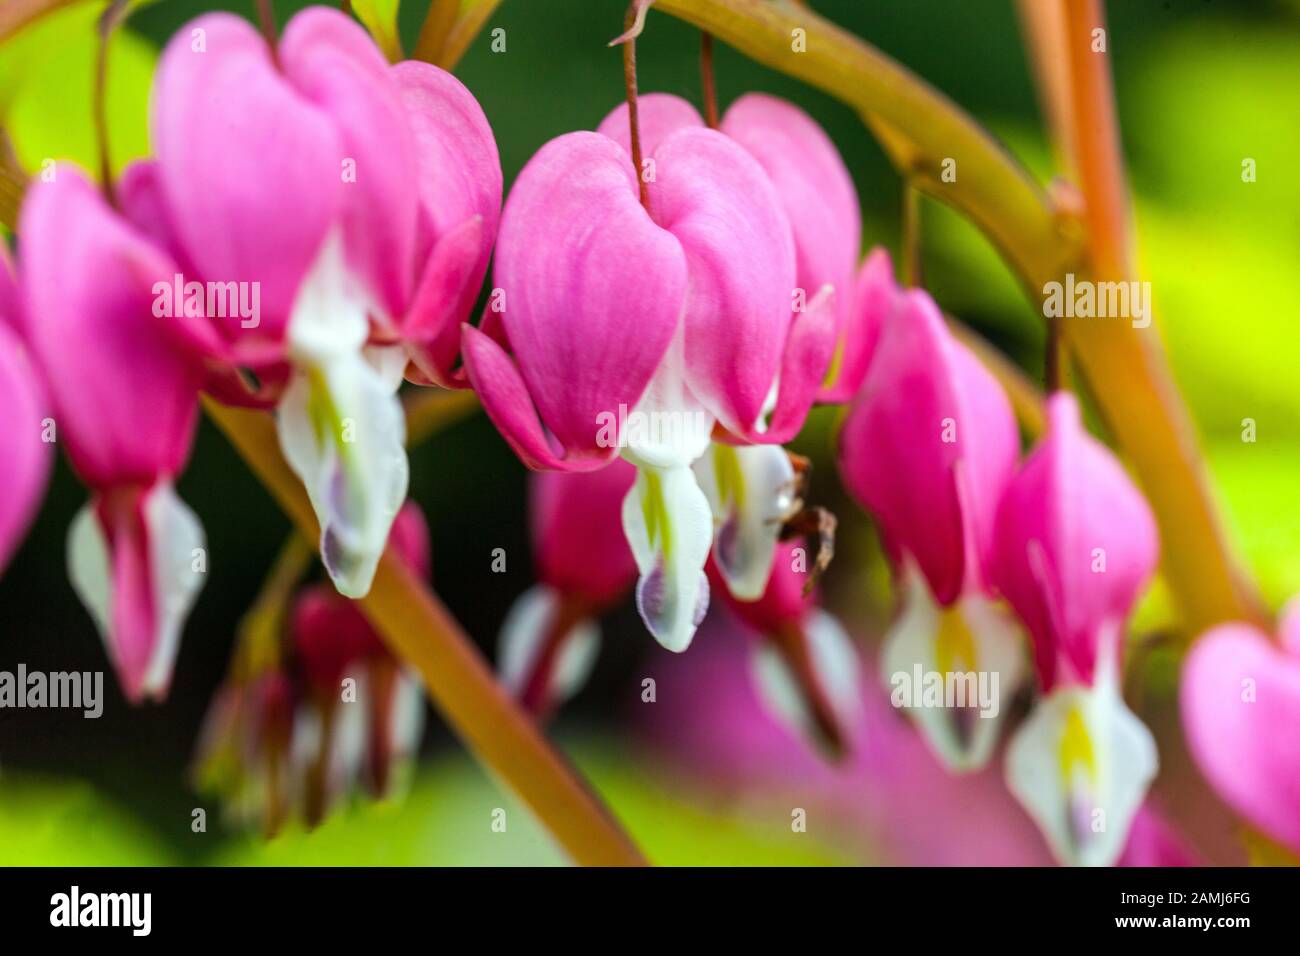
[708,541,863,758]
[0,249,50,577]
[498,460,638,717]
[291,500,430,814]
[18,166,206,702]
[641,614,1196,866]
[837,290,1025,771]
[1181,599,1300,855]
[993,392,1160,866]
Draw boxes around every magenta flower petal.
[838,290,1017,605]
[531,459,638,607]
[21,167,207,702]
[19,166,201,486]
[756,283,838,444]
[279,8,418,321]
[710,540,815,634]
[596,92,705,158]
[0,243,20,332]
[992,392,1158,689]
[649,127,796,436]
[462,324,617,472]
[721,93,859,376]
[1181,622,1300,854]
[822,246,899,403]
[403,215,486,386]
[0,322,51,575]
[487,131,685,458]
[153,13,343,360]
[391,59,502,380]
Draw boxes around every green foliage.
[0,774,176,865]
[0,4,157,180]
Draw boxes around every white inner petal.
[1005,667,1158,867]
[622,462,712,653]
[141,482,207,696]
[279,233,409,599]
[66,482,206,700]
[497,584,601,707]
[749,609,863,747]
[693,442,796,601]
[881,560,1026,772]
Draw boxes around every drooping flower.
[837,289,1025,771]
[640,609,1198,866]
[290,500,430,817]
[143,8,500,598]
[1180,598,1300,855]
[17,166,207,703]
[596,93,868,602]
[992,392,1160,867]
[193,667,297,835]
[711,540,863,758]
[194,501,430,833]
[0,249,51,576]
[463,103,805,653]
[498,459,638,717]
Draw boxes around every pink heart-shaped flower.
[1181,608,1300,854]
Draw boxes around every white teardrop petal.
[67,500,113,645]
[694,442,796,601]
[279,231,410,599]
[750,609,863,748]
[622,462,712,652]
[881,560,1026,772]
[1005,674,1158,867]
[141,481,207,697]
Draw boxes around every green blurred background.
[0,0,1297,864]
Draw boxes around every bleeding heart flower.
[1180,599,1300,855]
[711,540,863,758]
[193,668,297,835]
[597,93,903,409]
[147,7,500,598]
[463,103,801,653]
[993,392,1160,867]
[498,459,637,718]
[837,289,1025,771]
[0,250,51,576]
[291,500,429,813]
[18,166,206,703]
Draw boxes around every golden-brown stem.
[413,0,459,65]
[622,4,650,210]
[440,0,505,70]
[0,127,25,231]
[700,32,719,128]
[0,0,77,44]
[203,399,648,866]
[1050,0,1265,629]
[656,0,1266,633]
[92,0,128,206]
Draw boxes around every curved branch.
[653,0,1264,630]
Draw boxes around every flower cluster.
[2,6,498,702]
[2,3,1284,867]
[193,501,429,833]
